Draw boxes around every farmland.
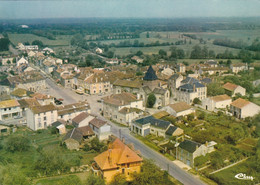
[8,34,72,47]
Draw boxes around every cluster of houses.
[0,43,260,181]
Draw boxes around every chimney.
[96,78,97,83]
[108,149,112,165]
[122,137,125,143]
[193,84,196,92]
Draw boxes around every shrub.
[146,93,156,108]
[5,135,31,152]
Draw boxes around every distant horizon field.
[8,33,72,46]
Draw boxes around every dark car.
[55,99,63,105]
[158,106,162,110]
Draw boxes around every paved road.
[86,95,206,185]
[9,45,19,55]
[46,83,206,185]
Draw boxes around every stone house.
[57,101,90,122]
[26,104,57,130]
[230,98,260,119]
[223,82,246,97]
[63,128,83,150]
[113,79,142,94]
[202,94,232,111]
[165,125,184,137]
[174,77,207,105]
[84,73,111,95]
[72,112,95,128]
[152,88,170,108]
[168,74,184,94]
[230,63,248,74]
[163,102,195,117]
[131,115,172,138]
[177,63,186,73]
[176,140,217,168]
[89,118,111,140]
[0,99,21,121]
[103,93,144,126]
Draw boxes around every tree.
[35,149,71,175]
[159,49,167,57]
[146,32,150,38]
[12,58,16,64]
[198,112,205,120]
[0,38,10,51]
[0,165,31,185]
[146,93,156,108]
[5,135,30,152]
[207,82,225,96]
[90,137,106,152]
[32,40,44,48]
[106,51,114,58]
[190,45,202,59]
[109,173,127,185]
[136,50,143,56]
[131,160,172,185]
[85,174,105,185]
[193,98,201,105]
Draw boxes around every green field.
[210,158,259,185]
[8,33,72,47]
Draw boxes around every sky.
[0,0,260,19]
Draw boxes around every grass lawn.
[210,158,259,185]
[8,33,72,47]
[0,127,98,180]
[252,97,260,106]
[236,138,258,153]
[35,174,86,185]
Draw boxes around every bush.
[193,98,201,105]
[5,135,31,152]
[146,93,156,108]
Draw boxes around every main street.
[43,78,206,185]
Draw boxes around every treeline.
[190,45,216,59]
[213,38,246,49]
[0,38,10,51]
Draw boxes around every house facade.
[163,102,195,117]
[176,140,216,168]
[26,104,57,130]
[0,99,21,121]
[230,98,260,119]
[202,94,232,111]
[103,93,144,126]
[131,115,172,138]
[93,138,142,183]
[223,82,246,97]
[89,118,111,140]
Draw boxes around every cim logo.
[235,173,254,181]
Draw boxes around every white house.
[230,63,248,74]
[163,102,195,117]
[95,48,103,54]
[16,57,28,67]
[230,98,260,119]
[0,99,21,121]
[177,63,186,73]
[161,67,175,76]
[26,104,57,130]
[103,92,144,125]
[72,112,95,128]
[89,118,111,140]
[223,82,246,97]
[202,94,232,111]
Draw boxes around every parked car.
[158,106,162,109]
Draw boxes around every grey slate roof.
[135,115,171,130]
[179,82,205,91]
[179,139,201,153]
[201,78,212,84]
[169,74,181,80]
[143,66,158,81]
[166,125,178,136]
[153,88,167,95]
[181,77,199,84]
[141,86,152,94]
[63,128,83,143]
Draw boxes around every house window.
[4,108,6,111]
[38,122,42,128]
[9,108,11,110]
[44,117,47,121]
[122,168,125,174]
[127,164,130,168]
